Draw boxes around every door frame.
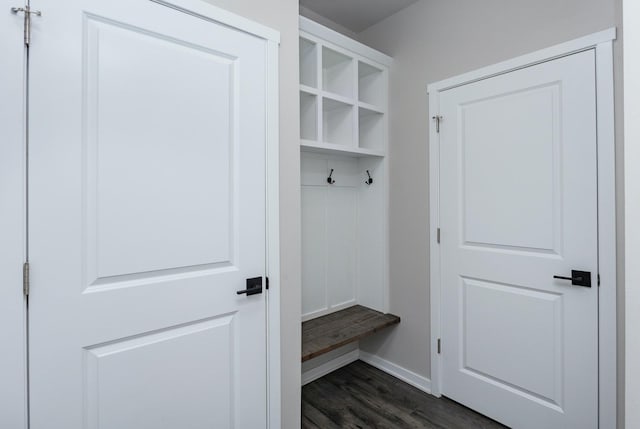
[427,28,617,428]
[0,1,28,427]
[0,0,282,427]
[624,0,640,426]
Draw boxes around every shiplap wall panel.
[327,187,358,309]
[357,157,386,312]
[301,152,387,320]
[302,186,328,317]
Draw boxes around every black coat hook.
[327,168,335,184]
[365,170,373,185]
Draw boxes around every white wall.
[356,0,624,423]
[624,0,639,426]
[200,1,301,427]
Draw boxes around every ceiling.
[299,0,419,33]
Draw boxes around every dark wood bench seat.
[302,305,401,362]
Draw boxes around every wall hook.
[365,170,373,185]
[327,169,336,184]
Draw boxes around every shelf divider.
[301,140,385,158]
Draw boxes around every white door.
[28,1,268,428]
[439,50,598,428]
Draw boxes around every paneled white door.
[439,50,598,428]
[28,1,268,428]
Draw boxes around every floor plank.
[302,360,508,429]
[302,305,400,362]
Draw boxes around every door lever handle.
[553,270,591,288]
[236,277,263,296]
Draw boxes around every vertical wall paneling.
[357,157,387,312]
[326,186,358,309]
[301,186,328,316]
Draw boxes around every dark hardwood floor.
[302,360,507,429]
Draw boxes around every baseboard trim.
[359,351,432,394]
[301,349,432,395]
[301,349,360,386]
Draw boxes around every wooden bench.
[302,305,401,362]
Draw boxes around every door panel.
[84,316,234,429]
[461,277,563,406]
[462,83,560,253]
[440,50,598,428]
[86,15,236,279]
[28,1,267,428]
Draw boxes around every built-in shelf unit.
[299,16,391,325]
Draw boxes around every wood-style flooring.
[302,306,401,362]
[302,360,507,429]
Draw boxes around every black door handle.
[237,277,263,296]
[553,270,591,288]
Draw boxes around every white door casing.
[428,30,617,429]
[624,2,640,427]
[0,2,28,428]
[27,1,278,428]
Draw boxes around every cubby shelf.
[322,46,354,99]
[300,37,317,88]
[359,107,384,151]
[300,93,318,141]
[322,98,353,147]
[358,61,384,108]
[298,33,388,157]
